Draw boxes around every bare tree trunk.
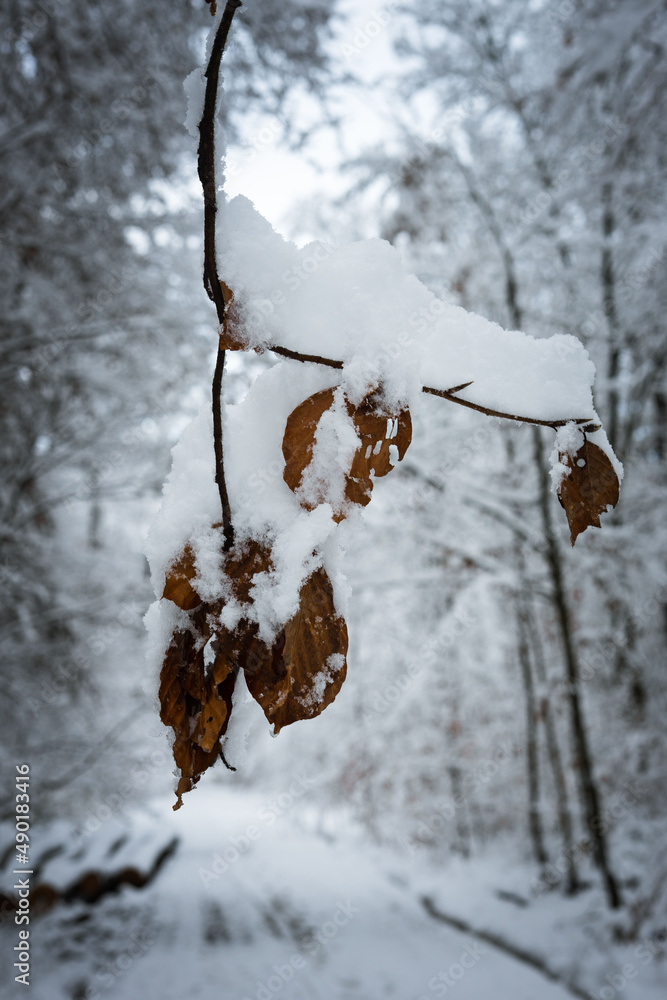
[87,470,102,550]
[516,601,549,867]
[445,679,472,858]
[448,763,471,858]
[602,182,621,454]
[655,391,666,460]
[453,154,621,905]
[521,587,580,895]
[533,428,622,908]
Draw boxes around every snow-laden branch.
[269,342,597,428]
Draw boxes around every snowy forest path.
[4,785,657,1000]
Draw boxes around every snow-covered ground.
[2,785,665,1000]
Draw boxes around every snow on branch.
[146,0,623,809]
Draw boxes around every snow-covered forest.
[1,1,666,998]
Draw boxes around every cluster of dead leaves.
[160,538,348,809]
[556,439,620,545]
[160,328,619,806]
[159,381,414,809]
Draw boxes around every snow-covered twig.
[422,896,596,1000]
[268,343,597,429]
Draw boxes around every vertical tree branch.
[515,594,549,869]
[601,182,620,453]
[520,574,580,896]
[197,0,242,550]
[464,166,619,905]
[532,428,622,909]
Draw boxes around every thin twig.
[198,0,242,551]
[422,384,596,430]
[219,745,237,771]
[266,344,595,430]
[268,343,344,369]
[39,705,147,792]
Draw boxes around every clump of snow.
[587,425,624,483]
[146,192,621,691]
[549,421,624,493]
[297,386,360,514]
[297,652,346,709]
[183,68,205,140]
[144,406,220,598]
[218,195,600,423]
[221,669,266,768]
[549,422,585,491]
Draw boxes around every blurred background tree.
[0,0,339,817]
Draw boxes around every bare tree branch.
[197,0,242,550]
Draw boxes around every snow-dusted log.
[421,896,595,1000]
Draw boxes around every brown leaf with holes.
[163,544,201,610]
[218,280,248,351]
[282,386,411,520]
[352,389,412,479]
[557,440,620,546]
[244,566,348,734]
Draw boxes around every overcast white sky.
[225,0,403,242]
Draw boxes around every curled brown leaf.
[282,385,412,519]
[244,566,348,734]
[557,440,620,546]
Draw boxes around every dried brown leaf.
[282,386,412,519]
[159,537,274,808]
[244,566,348,734]
[163,544,201,611]
[557,440,620,546]
[218,280,248,351]
[282,387,337,496]
[351,389,412,479]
